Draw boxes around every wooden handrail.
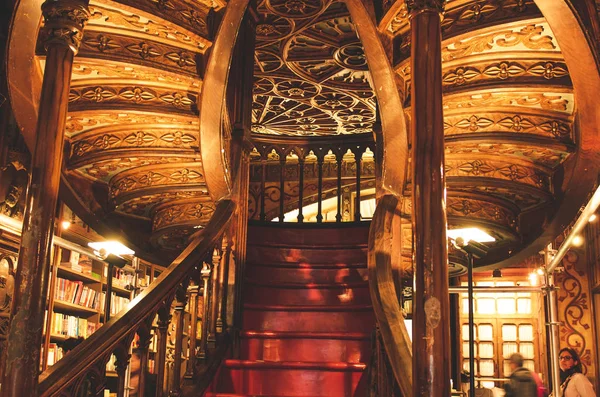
[367,194,412,395]
[38,199,236,396]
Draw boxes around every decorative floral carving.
[41,0,91,53]
[557,250,595,376]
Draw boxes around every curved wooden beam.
[481,0,600,269]
[6,0,44,150]
[367,194,412,395]
[199,0,251,202]
[344,0,409,197]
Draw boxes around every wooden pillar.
[353,148,362,222]
[114,348,131,397]
[155,309,171,397]
[0,1,90,395]
[407,0,451,396]
[184,283,199,379]
[260,160,267,221]
[297,157,305,223]
[336,155,343,223]
[169,293,187,396]
[278,156,285,222]
[216,236,230,334]
[198,261,212,360]
[316,153,324,223]
[136,328,152,397]
[208,248,221,346]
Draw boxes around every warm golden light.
[589,214,597,223]
[447,227,496,243]
[60,221,71,230]
[529,272,539,286]
[88,241,135,257]
[572,235,584,247]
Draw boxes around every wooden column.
[316,153,324,223]
[336,155,343,222]
[278,156,286,222]
[260,160,267,221]
[216,236,230,334]
[114,348,131,397]
[184,283,199,379]
[0,1,89,395]
[136,328,153,397]
[353,148,362,222]
[297,157,305,223]
[169,292,187,396]
[155,308,171,397]
[198,261,212,360]
[407,1,451,396]
[208,248,221,346]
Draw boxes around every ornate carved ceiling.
[252,0,377,136]
[9,0,595,264]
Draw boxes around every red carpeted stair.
[204,224,374,397]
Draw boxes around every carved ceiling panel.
[30,0,223,250]
[251,0,376,136]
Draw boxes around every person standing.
[558,348,596,397]
[504,352,538,397]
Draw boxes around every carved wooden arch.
[484,0,600,269]
[199,0,252,202]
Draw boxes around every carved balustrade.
[248,134,377,223]
[37,200,236,397]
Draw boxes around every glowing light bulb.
[589,214,597,223]
[61,220,71,230]
[572,235,584,247]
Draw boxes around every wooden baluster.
[407,0,451,395]
[297,156,305,223]
[208,248,221,346]
[316,153,324,223]
[169,289,187,396]
[336,154,343,223]
[279,156,286,222]
[1,2,90,394]
[216,236,230,335]
[198,261,212,360]
[260,159,267,221]
[353,148,362,222]
[155,308,172,397]
[184,283,199,379]
[135,327,152,397]
[114,348,132,397]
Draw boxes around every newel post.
[407,0,451,395]
[1,1,90,395]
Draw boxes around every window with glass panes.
[460,279,541,389]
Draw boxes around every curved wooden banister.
[367,194,412,396]
[38,199,236,396]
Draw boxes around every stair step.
[244,281,370,306]
[215,360,367,396]
[240,331,371,363]
[245,263,367,284]
[247,246,367,265]
[242,304,375,333]
[247,224,370,247]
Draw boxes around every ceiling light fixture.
[447,227,496,244]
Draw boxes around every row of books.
[65,251,94,275]
[55,278,101,310]
[101,293,131,316]
[46,343,64,366]
[106,267,135,289]
[50,313,97,338]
